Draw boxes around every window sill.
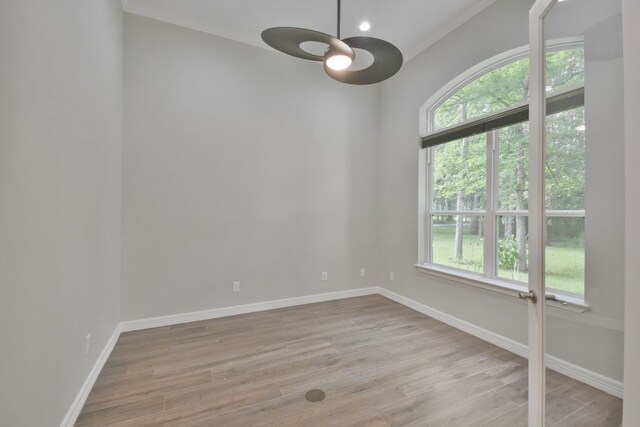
[415,264,589,313]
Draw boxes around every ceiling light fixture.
[261,0,402,85]
[326,53,353,71]
[359,21,371,32]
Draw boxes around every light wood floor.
[77,295,622,426]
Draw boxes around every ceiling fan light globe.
[325,54,352,71]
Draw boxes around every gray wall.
[122,14,380,320]
[377,0,625,381]
[0,0,123,425]
[623,0,640,423]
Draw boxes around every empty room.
[2,0,640,426]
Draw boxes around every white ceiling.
[122,0,499,61]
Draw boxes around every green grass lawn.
[432,223,584,295]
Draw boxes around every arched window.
[419,42,585,297]
[433,47,583,130]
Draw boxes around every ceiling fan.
[261,0,403,85]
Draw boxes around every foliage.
[429,47,586,292]
[545,108,585,210]
[431,48,585,214]
[432,225,584,295]
[432,136,486,209]
[498,235,519,270]
[433,48,584,131]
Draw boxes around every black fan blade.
[261,27,353,62]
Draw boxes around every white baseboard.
[60,287,377,426]
[377,287,623,398]
[60,323,122,427]
[119,287,379,332]
[61,285,622,426]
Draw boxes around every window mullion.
[483,131,498,278]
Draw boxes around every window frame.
[418,38,588,309]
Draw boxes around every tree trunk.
[470,194,480,235]
[454,139,469,261]
[515,138,528,272]
[454,214,465,260]
[454,104,469,262]
[505,217,515,238]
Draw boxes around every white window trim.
[414,263,588,312]
[417,37,588,312]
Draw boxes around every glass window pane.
[545,48,585,94]
[545,107,586,210]
[545,217,585,295]
[497,216,529,282]
[498,124,529,211]
[495,215,585,295]
[431,215,484,274]
[432,135,486,212]
[434,57,529,130]
[432,48,583,131]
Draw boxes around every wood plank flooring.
[76,295,622,426]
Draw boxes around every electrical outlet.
[232,281,240,292]
[360,268,366,277]
[85,333,91,354]
[389,272,395,281]
[321,272,328,281]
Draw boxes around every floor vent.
[305,389,326,402]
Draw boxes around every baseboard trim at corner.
[60,324,122,427]
[377,287,623,398]
[120,287,380,332]
[60,287,379,425]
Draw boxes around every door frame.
[528,0,557,425]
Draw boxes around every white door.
[528,0,624,425]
